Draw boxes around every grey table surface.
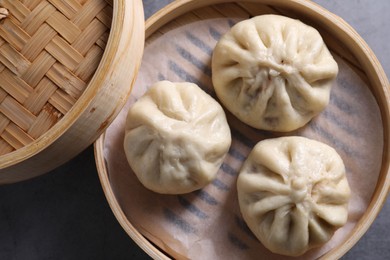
[0,0,388,259]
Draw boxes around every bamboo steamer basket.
[0,0,144,183]
[95,0,390,259]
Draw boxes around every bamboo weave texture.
[0,0,113,155]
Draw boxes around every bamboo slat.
[0,0,111,156]
[0,0,145,182]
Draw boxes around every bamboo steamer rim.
[0,0,144,174]
[95,0,390,259]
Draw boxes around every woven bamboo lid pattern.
[0,0,144,183]
[0,0,112,155]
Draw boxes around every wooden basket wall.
[0,0,144,183]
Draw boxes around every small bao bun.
[212,15,338,132]
[237,136,350,256]
[124,81,231,194]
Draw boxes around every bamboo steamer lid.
[0,0,144,183]
[95,0,390,259]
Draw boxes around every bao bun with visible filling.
[237,136,351,256]
[212,14,338,132]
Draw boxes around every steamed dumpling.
[124,81,231,194]
[237,136,350,256]
[212,15,338,132]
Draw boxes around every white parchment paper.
[103,18,383,259]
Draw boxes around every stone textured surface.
[0,0,387,259]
